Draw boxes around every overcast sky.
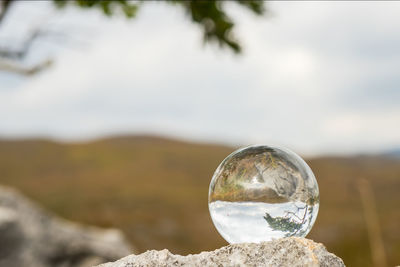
[0,1,399,156]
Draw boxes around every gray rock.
[0,185,133,267]
[97,237,345,267]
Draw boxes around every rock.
[0,185,133,267]
[97,237,345,267]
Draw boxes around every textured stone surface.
[98,237,345,267]
[0,185,133,267]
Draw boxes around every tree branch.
[0,29,47,60]
[0,0,12,25]
[0,59,53,76]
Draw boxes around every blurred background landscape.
[0,1,399,267]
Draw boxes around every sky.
[0,1,399,156]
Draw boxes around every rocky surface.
[0,185,133,267]
[98,237,345,267]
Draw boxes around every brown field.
[0,136,399,266]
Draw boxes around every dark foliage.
[53,0,266,53]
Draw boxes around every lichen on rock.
[97,237,345,267]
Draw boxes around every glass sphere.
[208,145,319,243]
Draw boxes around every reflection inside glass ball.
[208,145,319,243]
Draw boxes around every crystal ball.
[208,145,319,243]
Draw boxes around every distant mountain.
[382,148,400,158]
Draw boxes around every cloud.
[0,1,399,155]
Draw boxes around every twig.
[0,0,12,25]
[357,178,387,267]
[0,58,53,76]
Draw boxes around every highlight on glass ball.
[208,145,319,244]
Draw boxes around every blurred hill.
[0,136,398,266]
[382,148,400,158]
